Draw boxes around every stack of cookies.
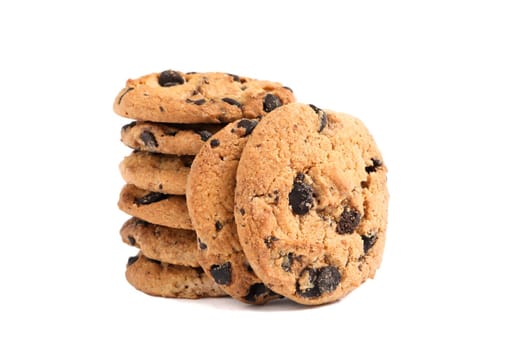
[114,70,389,306]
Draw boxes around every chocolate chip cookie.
[120,217,200,267]
[118,184,193,229]
[121,121,223,155]
[234,103,389,305]
[119,151,192,195]
[114,70,295,124]
[186,119,279,304]
[125,253,227,298]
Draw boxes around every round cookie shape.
[114,71,295,124]
[119,151,192,195]
[234,103,388,305]
[186,119,279,304]
[120,121,223,155]
[120,217,200,267]
[125,253,227,299]
[118,184,193,229]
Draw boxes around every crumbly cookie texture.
[187,119,280,304]
[114,70,295,124]
[234,103,388,306]
[120,121,223,155]
[118,184,193,229]
[125,253,227,299]
[119,151,192,195]
[120,217,200,267]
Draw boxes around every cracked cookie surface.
[234,103,389,305]
[120,217,200,267]
[114,70,295,124]
[187,119,279,304]
[125,253,227,298]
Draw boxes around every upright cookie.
[234,103,389,305]
[121,121,223,155]
[120,217,200,267]
[114,71,295,124]
[187,119,279,304]
[119,151,192,195]
[118,184,193,229]
[125,253,227,299]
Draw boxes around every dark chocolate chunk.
[121,121,136,131]
[362,233,378,254]
[227,73,241,82]
[222,97,242,108]
[210,262,232,285]
[281,252,294,272]
[158,70,185,87]
[365,158,383,173]
[288,173,314,215]
[127,235,136,246]
[118,87,134,105]
[239,208,245,215]
[139,130,158,148]
[210,139,220,148]
[263,94,282,113]
[296,266,341,298]
[264,236,279,248]
[309,104,327,132]
[127,255,139,267]
[186,98,206,105]
[215,221,223,231]
[198,238,207,250]
[336,207,361,234]
[244,283,277,302]
[195,130,212,141]
[134,192,170,205]
[237,119,258,136]
[159,106,164,112]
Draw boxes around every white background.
[1,0,524,349]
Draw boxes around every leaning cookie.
[118,184,193,229]
[119,151,192,195]
[125,253,227,298]
[121,121,223,155]
[187,119,280,304]
[120,217,200,268]
[234,103,389,306]
[114,70,295,124]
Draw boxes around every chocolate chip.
[158,70,185,87]
[215,221,223,231]
[121,121,136,131]
[244,283,277,302]
[309,104,327,132]
[198,238,207,250]
[222,97,242,108]
[239,208,245,215]
[227,73,241,82]
[365,158,383,173]
[210,139,220,148]
[127,255,139,267]
[118,87,134,105]
[336,207,361,234]
[127,235,136,246]
[296,266,341,298]
[210,262,232,285]
[289,173,314,215]
[281,252,294,272]
[362,233,378,253]
[237,119,258,136]
[263,94,282,113]
[139,130,158,148]
[186,98,206,105]
[159,106,165,112]
[264,236,279,248]
[195,130,212,141]
[134,192,170,205]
